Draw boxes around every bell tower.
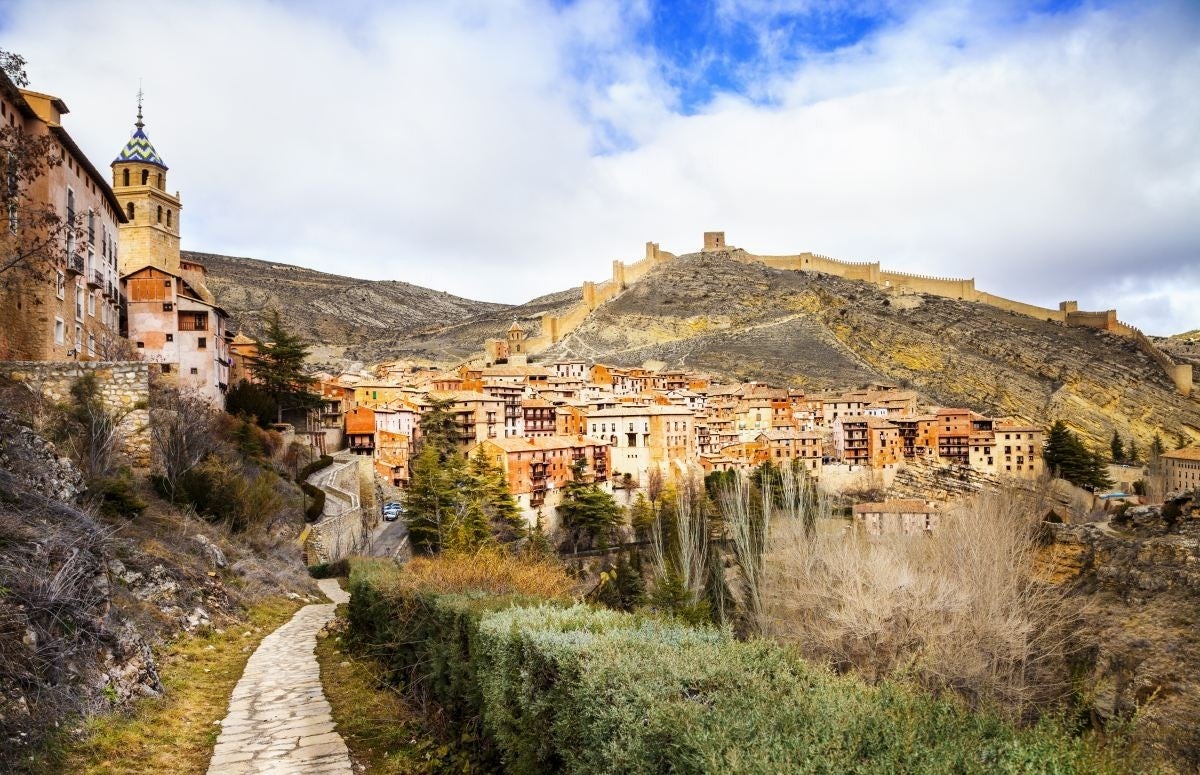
[111,91,182,275]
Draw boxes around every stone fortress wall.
[522,232,1193,397]
[0,361,152,466]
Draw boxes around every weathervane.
[136,80,144,128]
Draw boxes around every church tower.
[111,94,181,275]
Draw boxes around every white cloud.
[6,0,1199,334]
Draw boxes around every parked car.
[382,501,404,521]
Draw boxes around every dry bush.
[762,486,1078,719]
[391,547,577,599]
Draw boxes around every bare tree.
[150,386,220,502]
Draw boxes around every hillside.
[532,251,1200,448]
[187,251,508,360]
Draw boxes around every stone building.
[0,76,126,362]
[584,404,695,485]
[1161,447,1200,495]
[853,499,940,536]
[112,102,230,404]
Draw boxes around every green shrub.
[301,481,325,521]
[298,455,334,482]
[88,471,147,518]
[347,560,1122,775]
[308,558,350,579]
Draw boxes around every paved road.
[370,517,409,559]
[206,579,351,774]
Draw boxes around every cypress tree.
[1110,431,1125,463]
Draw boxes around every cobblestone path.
[206,578,352,774]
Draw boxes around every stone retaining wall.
[0,360,151,468]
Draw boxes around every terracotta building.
[0,77,126,362]
[474,434,611,531]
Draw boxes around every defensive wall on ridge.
[520,233,1192,397]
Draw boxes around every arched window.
[156,172,163,189]
[141,169,148,185]
[122,169,129,186]
[166,209,172,227]
[157,205,163,223]
[126,202,135,220]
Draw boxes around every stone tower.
[111,94,181,276]
[507,320,528,365]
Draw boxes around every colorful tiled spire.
[113,89,167,169]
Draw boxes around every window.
[161,364,171,373]
[127,202,134,220]
[122,168,129,186]
[165,333,173,342]
[141,169,148,185]
[190,367,198,375]
[87,209,95,242]
[162,302,173,311]
[136,341,144,348]
[88,293,94,316]
[54,317,64,345]
[166,209,172,227]
[87,334,94,357]
[156,172,163,189]
[197,337,207,349]
[56,270,65,299]
[75,287,84,321]
[156,205,162,223]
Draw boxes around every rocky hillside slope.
[188,251,508,359]
[535,251,1200,448]
[1040,499,1200,771]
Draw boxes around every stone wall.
[302,454,370,565]
[0,360,151,468]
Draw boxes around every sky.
[2,0,1198,334]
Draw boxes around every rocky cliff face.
[537,252,1200,449]
[1039,499,1200,771]
[187,251,508,359]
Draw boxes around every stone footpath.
[206,578,352,774]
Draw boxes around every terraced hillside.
[537,252,1200,448]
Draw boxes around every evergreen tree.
[1045,421,1113,491]
[249,309,318,423]
[417,398,461,461]
[225,381,279,428]
[1128,438,1140,464]
[1110,431,1125,463]
[629,491,655,540]
[558,458,622,550]
[464,449,524,544]
[405,443,467,553]
[1151,433,1165,459]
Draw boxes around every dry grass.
[762,487,1079,720]
[28,596,303,775]
[382,547,577,599]
[317,606,447,774]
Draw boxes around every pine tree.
[405,443,467,553]
[1045,421,1113,490]
[464,449,524,544]
[1110,431,1125,463]
[1151,434,1166,459]
[1128,438,1140,464]
[558,458,622,550]
[249,309,317,423]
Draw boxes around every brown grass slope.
[187,250,508,349]
[541,252,1200,449]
